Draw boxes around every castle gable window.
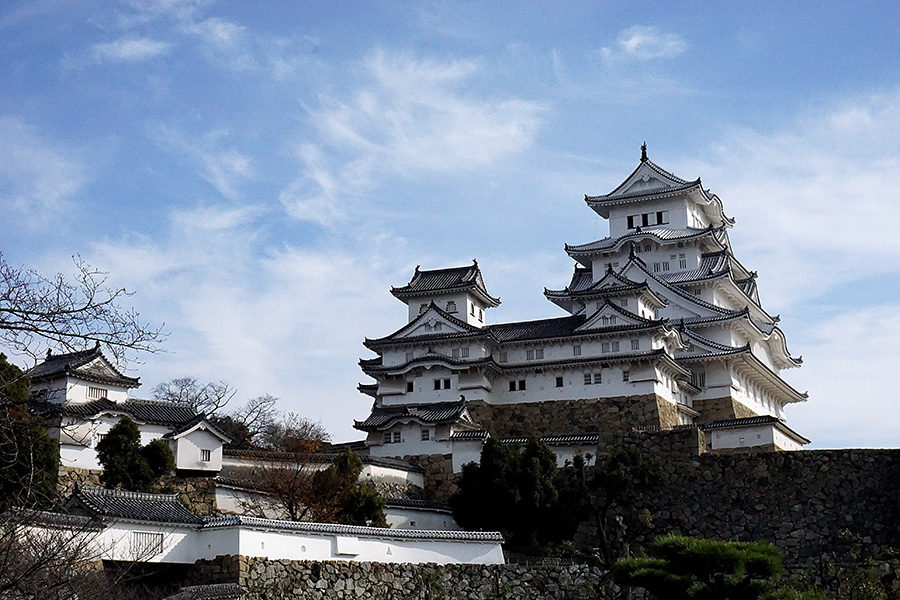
[87,386,107,400]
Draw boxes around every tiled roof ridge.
[624,257,733,315]
[78,484,181,503]
[201,514,504,542]
[587,178,701,203]
[565,224,721,254]
[593,154,692,199]
[364,301,483,347]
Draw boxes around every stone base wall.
[58,466,101,497]
[403,453,457,504]
[167,476,218,516]
[578,432,900,568]
[467,394,678,438]
[692,396,756,424]
[58,466,217,516]
[187,556,607,600]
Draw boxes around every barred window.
[200,449,211,462]
[583,373,592,385]
[87,386,107,400]
[132,531,163,557]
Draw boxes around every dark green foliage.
[209,414,252,449]
[310,448,386,527]
[97,417,175,492]
[559,446,667,564]
[451,437,562,550]
[612,535,829,600]
[0,354,59,510]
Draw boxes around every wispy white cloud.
[600,25,688,62]
[184,16,256,71]
[150,124,254,200]
[787,305,900,448]
[0,115,85,222]
[682,88,900,310]
[92,37,170,62]
[281,49,545,226]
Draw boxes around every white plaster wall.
[66,379,129,404]
[607,197,692,239]
[97,521,197,563]
[385,507,460,530]
[707,424,774,450]
[174,428,223,472]
[450,439,484,473]
[232,526,504,564]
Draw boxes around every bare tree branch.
[0,252,164,367]
[151,377,235,415]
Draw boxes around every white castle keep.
[355,145,809,469]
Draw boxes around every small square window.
[406,381,414,393]
[443,379,451,389]
[631,339,640,351]
[518,380,526,391]
[452,348,460,358]
[555,376,564,388]
[434,379,441,390]
[393,432,401,443]
[446,300,457,313]
[622,371,630,382]
[535,348,543,359]
[611,341,620,352]
[509,380,517,392]
[621,298,628,307]
[573,345,582,356]
[461,347,469,358]
[602,342,610,353]
[526,349,535,360]
[593,372,602,384]
[421,429,430,441]
[498,351,508,363]
[201,449,211,462]
[583,373,592,385]
[383,433,392,444]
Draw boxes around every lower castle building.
[355,145,810,468]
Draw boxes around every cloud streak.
[92,37,170,62]
[0,116,85,222]
[281,49,545,227]
[601,25,688,62]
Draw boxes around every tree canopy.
[451,437,561,550]
[613,535,830,600]
[96,417,175,492]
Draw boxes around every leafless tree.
[230,393,278,439]
[0,252,163,368]
[151,377,236,415]
[256,412,330,453]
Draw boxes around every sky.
[2,1,899,448]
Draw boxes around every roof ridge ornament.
[641,141,648,162]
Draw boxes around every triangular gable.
[164,417,231,442]
[403,305,477,338]
[618,258,730,320]
[606,160,690,199]
[366,303,481,345]
[576,300,658,331]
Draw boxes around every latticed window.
[87,386,107,399]
[200,449,211,462]
[132,532,163,557]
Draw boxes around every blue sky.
[2,1,900,447]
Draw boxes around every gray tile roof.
[566,226,716,254]
[222,448,425,472]
[202,514,504,542]
[502,433,601,446]
[449,429,490,441]
[354,400,470,431]
[384,498,453,512]
[66,485,203,525]
[26,343,140,388]
[391,261,500,306]
[61,398,202,427]
[487,315,585,342]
